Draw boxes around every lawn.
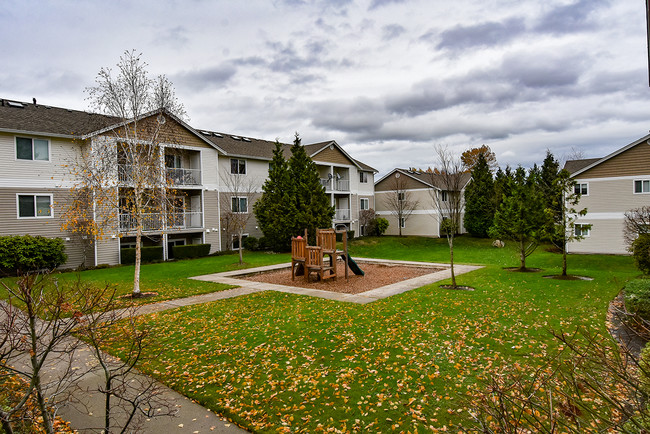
[0,251,291,310]
[98,236,639,433]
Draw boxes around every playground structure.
[291,229,364,282]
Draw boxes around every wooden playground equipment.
[291,228,362,282]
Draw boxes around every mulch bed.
[241,261,443,295]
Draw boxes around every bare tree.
[383,172,419,236]
[623,206,650,249]
[220,172,260,264]
[64,50,187,296]
[359,208,376,237]
[425,146,467,288]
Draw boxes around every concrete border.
[190,258,483,304]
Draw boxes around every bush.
[633,234,650,274]
[0,235,67,274]
[242,236,259,251]
[120,246,163,265]
[624,278,650,321]
[172,244,211,260]
[257,237,269,251]
[368,217,389,236]
[335,230,355,242]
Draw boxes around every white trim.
[231,196,248,213]
[571,133,650,177]
[574,181,589,196]
[633,179,650,194]
[578,212,625,220]
[360,197,369,211]
[14,135,51,162]
[0,179,73,188]
[16,193,54,219]
[376,209,438,215]
[575,174,650,183]
[574,223,591,237]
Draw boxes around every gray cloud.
[174,64,237,90]
[437,18,526,50]
[535,0,607,34]
[381,24,406,41]
[155,25,189,49]
[368,0,407,11]
[501,51,587,89]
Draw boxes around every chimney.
[33,98,37,105]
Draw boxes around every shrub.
[336,230,355,242]
[257,237,269,251]
[172,244,211,260]
[242,236,259,251]
[120,246,163,265]
[368,217,389,236]
[0,235,67,274]
[633,234,650,274]
[624,278,650,321]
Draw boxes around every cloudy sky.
[1,0,648,176]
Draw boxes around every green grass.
[98,236,639,432]
[0,251,291,309]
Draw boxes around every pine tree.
[254,141,296,252]
[288,133,334,244]
[463,153,495,237]
[539,151,562,243]
[490,166,546,270]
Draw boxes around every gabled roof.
[569,133,650,177]
[563,158,601,175]
[376,168,471,190]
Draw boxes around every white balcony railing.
[334,179,350,191]
[167,168,201,185]
[119,212,203,232]
[334,209,350,220]
[320,178,331,189]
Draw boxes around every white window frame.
[359,172,368,183]
[231,196,248,213]
[230,158,246,175]
[232,233,249,250]
[634,180,650,194]
[574,182,589,196]
[360,198,369,211]
[398,192,405,201]
[16,193,53,219]
[441,190,448,202]
[15,136,50,162]
[400,217,406,228]
[574,223,591,237]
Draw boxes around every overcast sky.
[1,0,648,176]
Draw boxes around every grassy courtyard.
[93,236,639,432]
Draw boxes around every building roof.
[567,133,650,178]
[0,97,375,171]
[563,158,601,174]
[0,98,118,137]
[376,168,471,190]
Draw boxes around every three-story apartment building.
[0,98,376,267]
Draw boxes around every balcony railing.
[320,178,331,189]
[334,209,351,220]
[334,179,349,191]
[167,168,201,185]
[119,212,203,232]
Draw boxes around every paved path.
[3,258,482,433]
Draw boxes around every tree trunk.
[1,416,14,434]
[133,226,142,296]
[448,234,456,288]
[238,229,244,265]
[519,238,526,270]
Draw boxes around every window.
[575,223,591,237]
[232,234,249,249]
[165,154,182,168]
[17,194,52,218]
[231,197,248,213]
[360,198,369,210]
[398,192,405,201]
[230,158,246,174]
[441,190,448,202]
[400,217,406,228]
[635,180,650,194]
[574,182,588,195]
[359,172,368,183]
[16,137,49,161]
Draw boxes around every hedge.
[0,235,67,275]
[172,244,211,260]
[120,246,164,264]
[624,278,650,321]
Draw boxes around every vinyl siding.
[580,141,650,178]
[313,147,354,166]
[203,190,221,253]
[567,219,627,255]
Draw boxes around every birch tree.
[383,172,419,237]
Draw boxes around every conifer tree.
[490,166,546,270]
[463,153,495,237]
[539,151,562,243]
[289,133,334,244]
[254,141,296,251]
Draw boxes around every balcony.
[320,178,331,189]
[334,209,350,220]
[119,212,203,232]
[167,167,201,186]
[334,179,349,192]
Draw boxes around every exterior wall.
[375,188,440,237]
[580,141,650,179]
[568,177,650,254]
[313,146,352,166]
[203,190,221,253]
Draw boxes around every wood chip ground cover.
[98,237,639,433]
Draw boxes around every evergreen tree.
[493,166,512,211]
[288,133,334,244]
[539,151,562,243]
[463,153,495,237]
[254,141,296,252]
[490,166,546,270]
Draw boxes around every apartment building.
[0,98,376,267]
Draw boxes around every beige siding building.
[0,98,375,266]
[566,134,650,255]
[374,168,469,237]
